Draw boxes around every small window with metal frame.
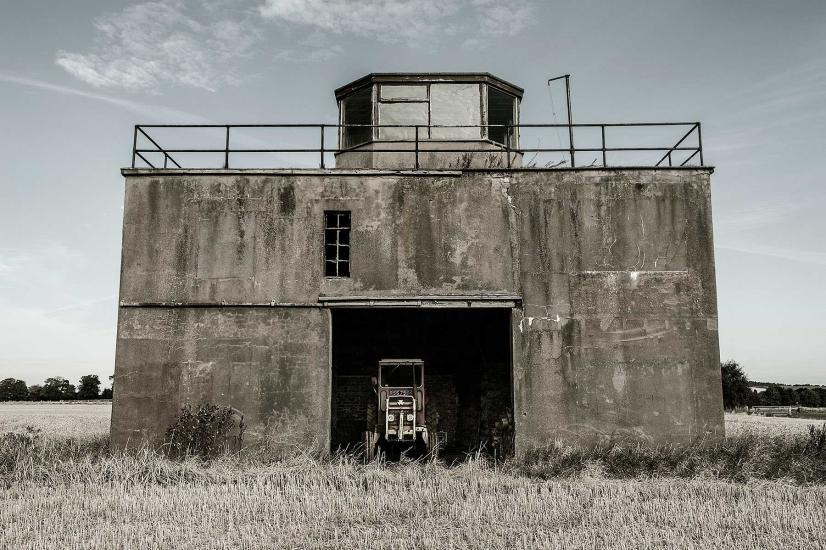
[324,211,351,277]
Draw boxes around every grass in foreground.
[518,425,826,484]
[1,424,825,549]
[3,456,825,549]
[1,407,825,549]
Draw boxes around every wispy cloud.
[55,1,260,92]
[716,244,826,266]
[0,72,208,122]
[468,0,534,38]
[274,44,344,63]
[57,0,537,91]
[712,57,826,130]
[49,294,118,314]
[272,30,345,63]
[714,194,823,234]
[724,57,826,108]
[260,0,457,41]
[704,55,826,162]
[0,244,88,303]
[258,0,534,47]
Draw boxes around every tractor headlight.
[387,414,395,421]
[406,414,414,421]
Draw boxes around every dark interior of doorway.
[331,308,513,456]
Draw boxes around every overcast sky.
[1,0,825,386]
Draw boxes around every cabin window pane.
[378,102,428,140]
[380,85,427,100]
[341,87,372,148]
[430,84,481,140]
[487,86,516,146]
[381,364,415,387]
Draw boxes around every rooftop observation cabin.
[115,72,721,455]
[335,73,523,169]
[130,72,704,172]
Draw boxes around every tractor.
[366,359,431,459]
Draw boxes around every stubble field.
[1,402,824,549]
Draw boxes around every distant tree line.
[721,360,826,409]
[0,375,113,401]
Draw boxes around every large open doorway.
[330,308,513,456]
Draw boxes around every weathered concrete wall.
[506,170,722,446]
[114,167,722,450]
[119,171,515,304]
[112,307,329,449]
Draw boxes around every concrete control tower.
[113,72,723,454]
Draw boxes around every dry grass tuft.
[517,425,826,484]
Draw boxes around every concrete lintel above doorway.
[318,294,521,308]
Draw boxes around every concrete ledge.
[464,166,714,173]
[121,294,523,308]
[319,294,522,308]
[121,166,714,177]
[121,168,463,177]
[119,302,326,308]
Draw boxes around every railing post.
[601,125,606,167]
[320,124,325,169]
[668,151,672,167]
[697,122,703,166]
[132,126,138,168]
[566,75,575,168]
[224,125,230,169]
[414,125,419,170]
[505,125,511,168]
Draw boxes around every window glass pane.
[325,261,338,277]
[338,246,349,261]
[339,261,350,277]
[378,102,428,140]
[430,84,481,140]
[380,85,427,100]
[487,86,516,145]
[381,365,415,387]
[341,87,372,147]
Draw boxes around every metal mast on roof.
[547,75,574,167]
